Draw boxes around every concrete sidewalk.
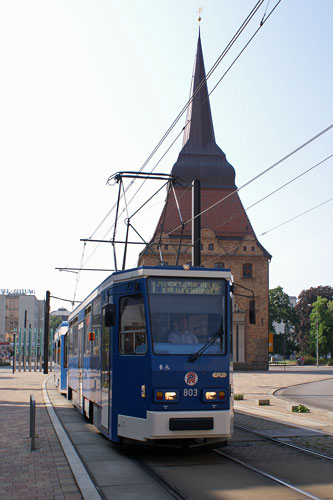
[233,365,333,433]
[0,367,82,500]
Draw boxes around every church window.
[243,263,253,279]
[214,262,224,268]
[251,246,255,251]
[208,243,214,251]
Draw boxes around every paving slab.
[0,366,83,500]
[76,443,125,461]
[46,376,174,500]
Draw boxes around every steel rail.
[214,448,324,500]
[234,423,333,461]
[129,456,189,500]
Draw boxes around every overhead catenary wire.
[82,0,267,243]
[67,0,284,301]
[76,0,282,273]
[145,153,333,265]
[149,123,333,245]
[201,197,333,267]
[208,154,333,237]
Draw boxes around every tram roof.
[69,265,232,319]
[53,321,69,340]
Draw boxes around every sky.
[0,0,332,310]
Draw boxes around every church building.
[139,33,271,370]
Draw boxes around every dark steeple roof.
[172,32,236,189]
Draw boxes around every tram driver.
[168,316,198,344]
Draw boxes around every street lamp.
[12,329,17,374]
[315,315,319,368]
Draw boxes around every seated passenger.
[168,317,198,344]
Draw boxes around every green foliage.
[303,355,316,365]
[295,286,333,352]
[269,286,299,333]
[49,315,63,331]
[292,404,310,413]
[308,297,333,357]
[273,333,297,357]
[234,394,244,400]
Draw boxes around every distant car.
[296,356,304,366]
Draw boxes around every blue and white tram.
[53,321,69,394]
[67,265,233,445]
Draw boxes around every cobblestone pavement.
[0,367,82,500]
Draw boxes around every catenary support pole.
[43,290,50,374]
[192,179,201,267]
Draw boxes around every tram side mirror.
[249,299,256,325]
[104,304,116,327]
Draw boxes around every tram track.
[234,423,333,461]
[213,448,324,500]
[127,416,333,500]
[133,445,328,500]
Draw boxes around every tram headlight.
[165,391,177,401]
[203,389,226,402]
[154,389,179,403]
[205,391,217,400]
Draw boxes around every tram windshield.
[148,277,226,355]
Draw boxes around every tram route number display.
[183,388,198,397]
[149,279,222,295]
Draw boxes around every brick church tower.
[139,33,271,370]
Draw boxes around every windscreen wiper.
[188,327,223,362]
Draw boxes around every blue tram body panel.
[67,266,234,444]
[53,321,68,394]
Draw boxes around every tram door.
[101,308,110,433]
[77,321,84,410]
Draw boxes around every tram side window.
[119,295,147,355]
[73,323,78,357]
[84,311,92,356]
[57,340,60,364]
[64,333,68,368]
[92,296,101,356]
[69,328,73,357]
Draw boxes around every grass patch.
[292,404,310,413]
[234,394,244,401]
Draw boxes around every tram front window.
[148,278,226,355]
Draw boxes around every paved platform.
[0,367,82,500]
[233,365,333,434]
[1,365,333,500]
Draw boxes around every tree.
[49,315,62,332]
[269,286,299,357]
[295,286,333,353]
[272,333,297,357]
[308,297,333,357]
[269,286,298,333]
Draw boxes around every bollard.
[30,394,36,451]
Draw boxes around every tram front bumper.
[118,409,233,442]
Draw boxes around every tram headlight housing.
[203,389,226,402]
[154,389,179,403]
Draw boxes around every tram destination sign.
[149,279,222,295]
[0,289,36,295]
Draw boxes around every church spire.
[171,32,236,189]
[182,31,216,152]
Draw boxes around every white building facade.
[0,290,44,344]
